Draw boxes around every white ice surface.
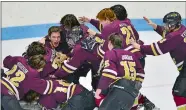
[2,31,179,110]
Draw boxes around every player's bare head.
[163,12,182,31]
[28,54,46,70]
[108,33,123,50]
[110,4,128,20]
[60,14,80,30]
[48,26,61,48]
[96,8,117,26]
[23,41,46,57]
[23,90,40,103]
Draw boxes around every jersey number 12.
[6,65,26,87]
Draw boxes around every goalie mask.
[66,26,83,48]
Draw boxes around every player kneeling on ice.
[1,54,64,110]
[130,12,186,110]
[95,33,145,110]
[22,80,96,110]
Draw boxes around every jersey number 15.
[120,61,136,81]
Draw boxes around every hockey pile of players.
[1,4,186,110]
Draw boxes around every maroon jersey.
[42,24,93,79]
[141,25,186,72]
[90,18,141,42]
[54,44,101,78]
[98,49,145,90]
[91,19,144,59]
[39,81,84,109]
[44,46,56,63]
[39,46,57,79]
[1,56,59,100]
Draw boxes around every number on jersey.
[120,61,136,81]
[5,65,26,87]
[120,26,136,45]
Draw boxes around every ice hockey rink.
[1,1,186,110]
[1,30,180,110]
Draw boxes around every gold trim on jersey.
[1,80,16,95]
[150,44,158,56]
[1,77,20,100]
[132,97,139,107]
[130,49,140,53]
[184,38,186,43]
[97,47,104,58]
[58,80,71,87]
[177,104,186,110]
[102,73,116,79]
[162,31,166,38]
[70,85,76,99]
[99,23,102,32]
[48,80,53,94]
[136,77,144,83]
[178,65,183,71]
[62,65,74,73]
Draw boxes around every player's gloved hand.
[55,52,68,64]
[78,16,91,23]
[39,37,46,44]
[143,16,157,30]
[52,52,68,69]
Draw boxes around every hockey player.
[47,15,103,90]
[51,8,143,91]
[1,42,66,110]
[44,26,70,54]
[23,81,96,110]
[79,5,145,66]
[40,15,94,85]
[95,33,144,110]
[110,4,157,110]
[19,41,96,110]
[48,27,103,90]
[131,12,186,110]
[80,7,157,109]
